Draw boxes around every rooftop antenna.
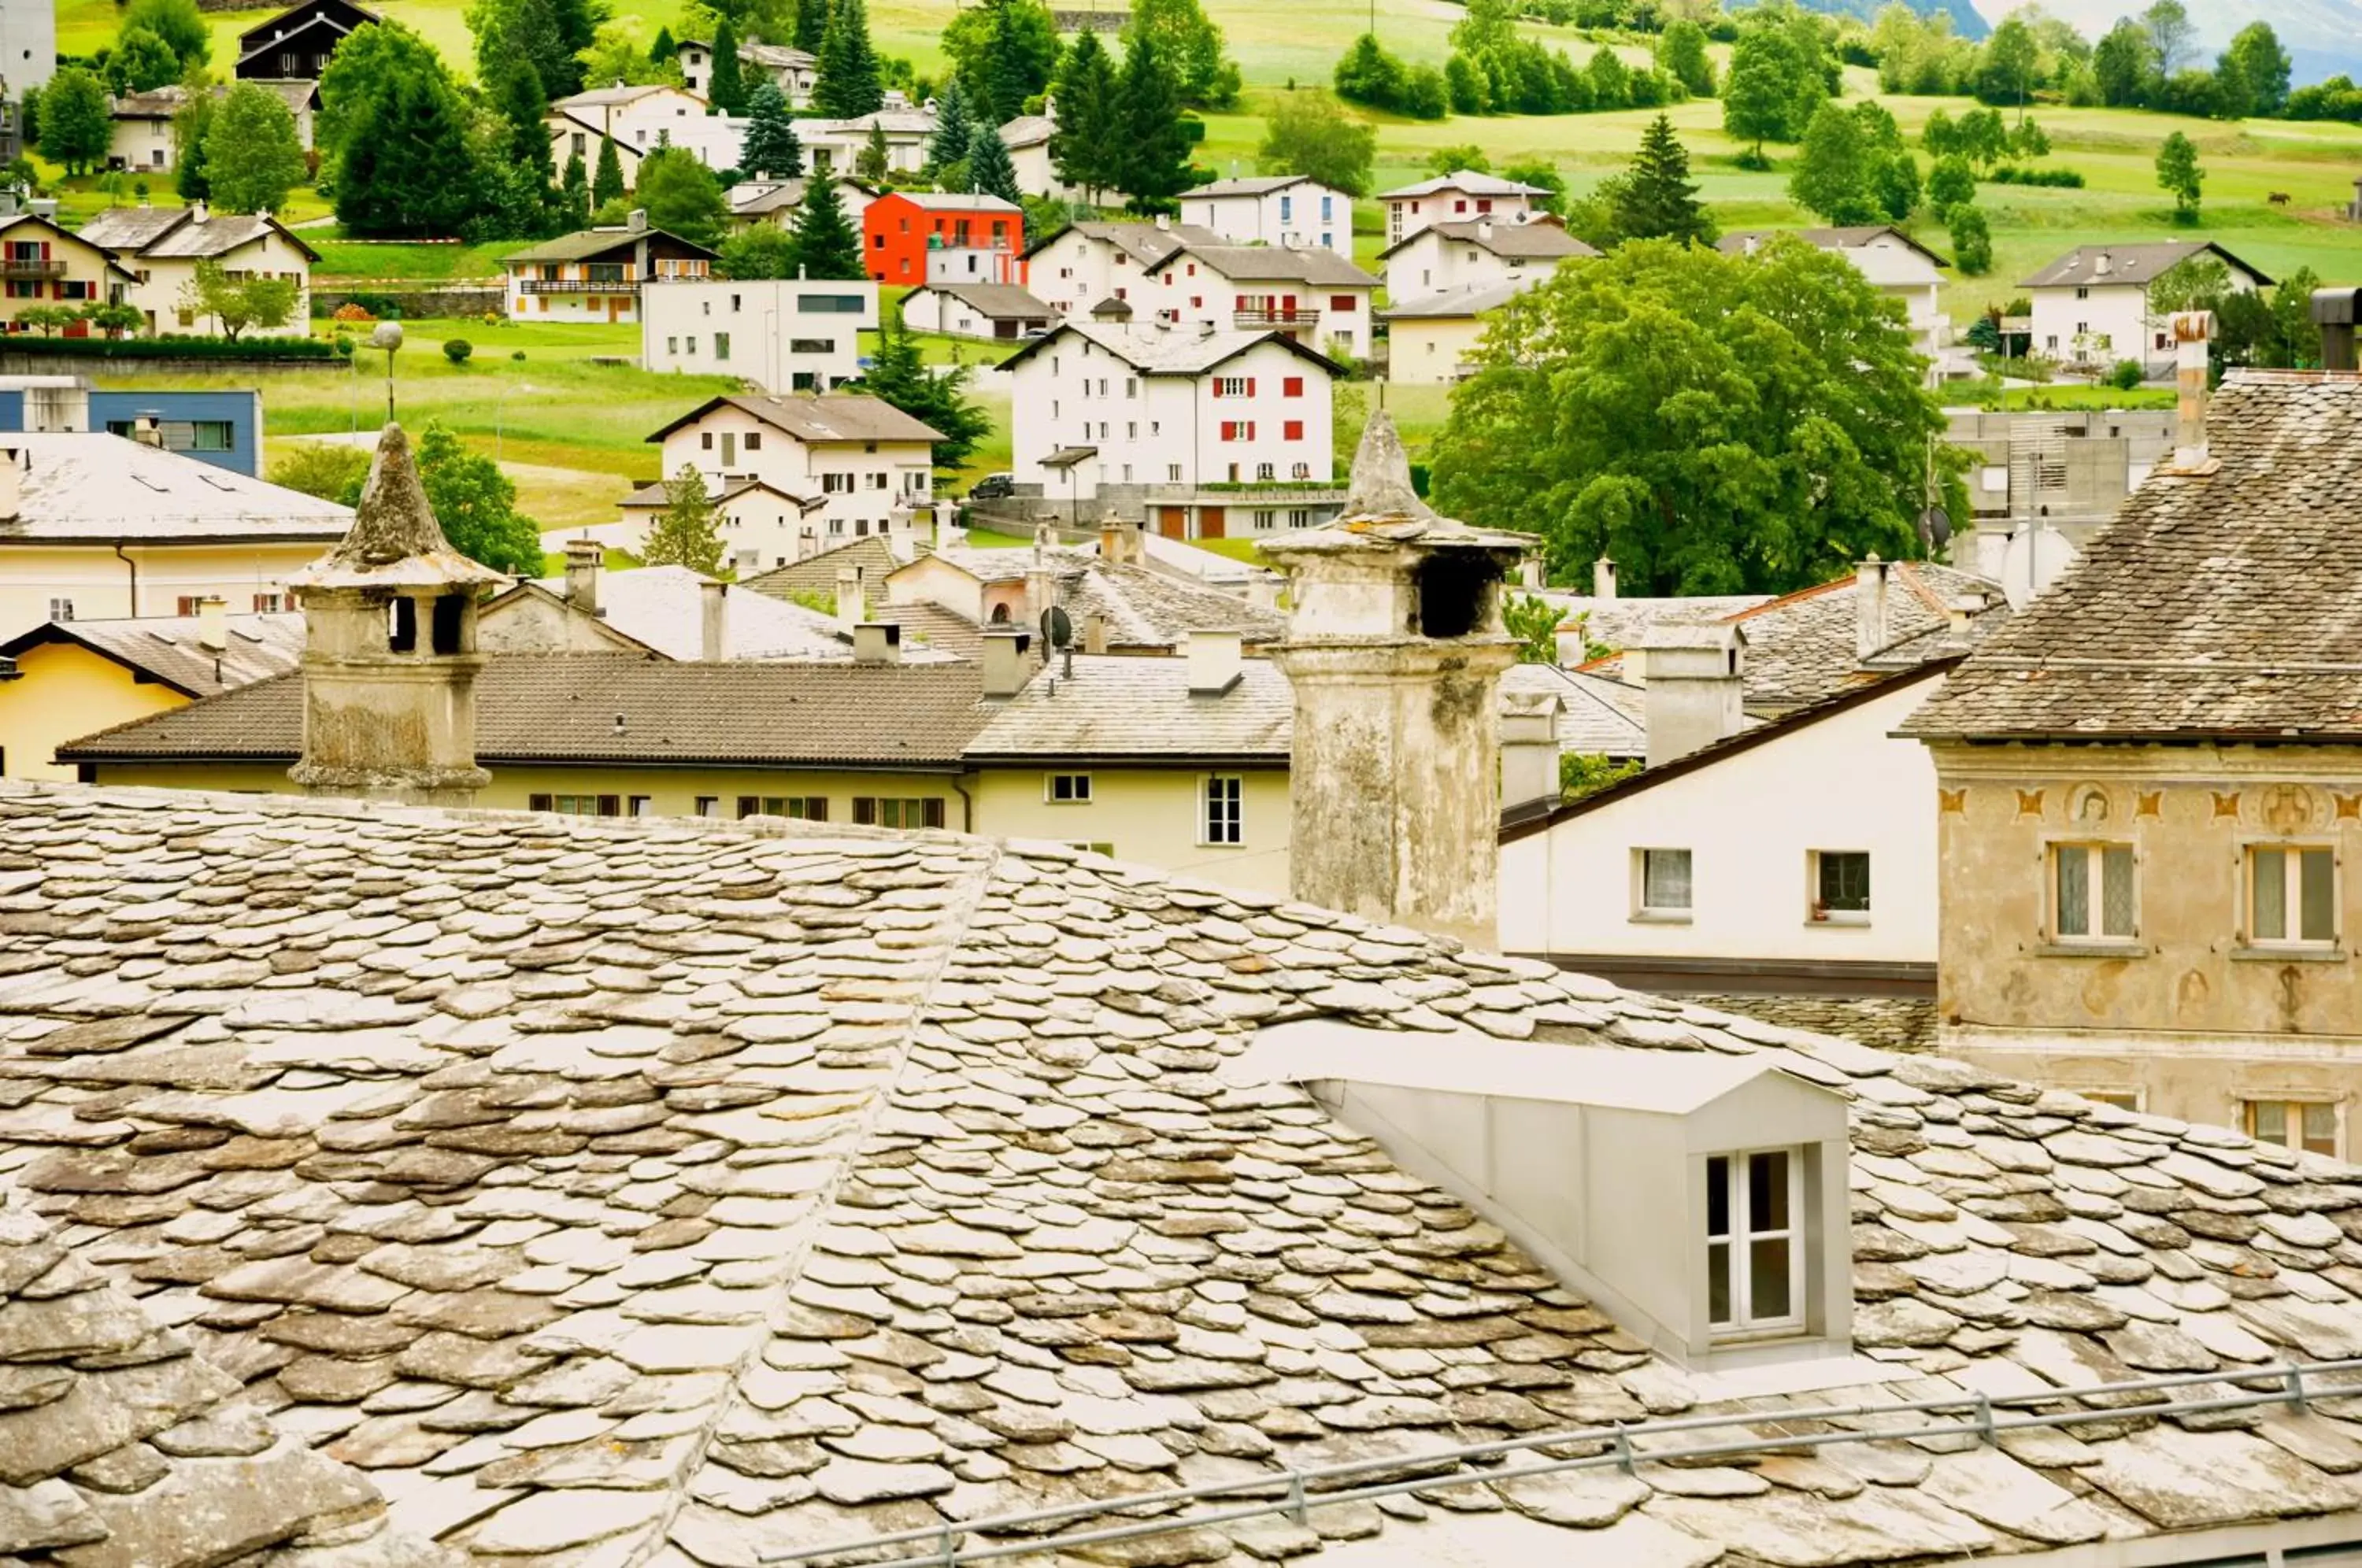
[1040,604,1074,679]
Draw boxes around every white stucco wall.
[1177,185,1353,260]
[657,407,929,542]
[1497,675,1946,964]
[641,279,873,392]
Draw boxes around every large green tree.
[593,134,626,205]
[718,223,798,277]
[38,68,111,176]
[468,0,579,102]
[740,81,803,178]
[944,0,1061,124]
[1121,0,1236,107]
[1254,91,1373,198]
[1788,102,1879,225]
[2155,130,2202,220]
[1973,17,2039,113]
[814,0,883,116]
[966,122,1021,205]
[102,28,180,93]
[1607,115,1712,247]
[929,76,974,171]
[2143,0,2195,75]
[1113,31,1193,214]
[205,81,307,213]
[2091,18,2157,106]
[320,23,485,236]
[645,464,726,574]
[634,146,727,245]
[1655,18,1713,97]
[787,172,864,278]
[793,0,827,51]
[171,88,216,199]
[1429,238,1945,596]
[857,303,991,471]
[121,0,209,73]
[1720,30,1805,163]
[1048,29,1120,203]
[2217,22,2290,117]
[415,420,544,574]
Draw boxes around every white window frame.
[2245,842,2338,949]
[2049,840,2137,944]
[2245,1098,2339,1158]
[1706,1147,1806,1341]
[1807,849,1871,926]
[1201,775,1243,846]
[1046,773,1092,804]
[1635,848,1693,920]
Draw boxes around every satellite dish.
[1999,520,2079,611]
[1039,606,1073,649]
[1923,505,1952,553]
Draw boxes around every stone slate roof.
[962,653,1291,761]
[643,394,944,448]
[1905,373,2362,742]
[518,567,851,662]
[2018,241,2270,290]
[13,783,2362,1566]
[1500,663,1654,758]
[1381,219,1598,262]
[82,207,323,264]
[1172,244,1379,288]
[1680,994,1938,1052]
[913,282,1053,320]
[1716,226,1948,267]
[1067,560,1287,649]
[736,534,902,601]
[1024,220,1226,268]
[0,612,303,699]
[0,1192,439,1567]
[55,654,991,767]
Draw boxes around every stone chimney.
[1244,572,1279,612]
[1099,518,1144,567]
[1499,689,1562,812]
[564,538,602,616]
[1592,557,1616,600]
[195,595,227,653]
[286,423,510,806]
[2170,310,2213,468]
[1262,411,1528,949]
[853,621,902,664]
[129,413,161,447]
[699,578,727,660]
[1854,556,1892,661]
[835,568,862,631]
[2318,286,2361,372]
[1641,623,1746,768]
[1186,629,1242,695]
[980,628,1031,697]
[1083,612,1108,654]
[627,207,650,233]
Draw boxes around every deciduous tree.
[635,146,727,244]
[416,420,544,574]
[1253,91,1373,198]
[103,28,180,93]
[1946,202,1990,275]
[121,0,209,73]
[205,81,307,213]
[2218,22,2290,116]
[1122,0,1236,108]
[1721,30,1804,163]
[37,68,111,176]
[1656,18,1713,96]
[179,260,298,339]
[171,88,215,199]
[719,222,798,277]
[1788,102,1879,225]
[2155,129,2201,220]
[2091,18,2155,106]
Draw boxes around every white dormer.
[1243,1023,1854,1370]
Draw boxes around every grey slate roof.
[1379,279,1529,320]
[74,205,188,252]
[997,113,1054,149]
[1190,175,1322,198]
[962,651,1291,760]
[737,534,902,601]
[13,782,2362,1566]
[502,227,719,266]
[57,653,990,767]
[1173,243,1379,287]
[1500,662,1653,757]
[0,612,303,697]
[1025,220,1226,267]
[2017,241,2271,290]
[0,433,352,545]
[1380,219,1598,262]
[999,320,1342,377]
[80,207,322,263]
[912,282,1053,320]
[644,394,944,447]
[519,566,852,661]
[1904,372,2362,742]
[1716,225,1947,267]
[904,545,1288,649]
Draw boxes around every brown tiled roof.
[0,612,302,697]
[1904,372,2362,741]
[58,653,989,767]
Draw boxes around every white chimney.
[1519,557,1543,590]
[700,578,727,661]
[1592,557,1617,600]
[196,595,228,653]
[564,537,602,615]
[1083,612,1109,654]
[628,207,650,233]
[835,568,862,631]
[1499,689,1562,812]
[1641,625,1747,768]
[853,621,901,664]
[1187,629,1242,695]
[2092,250,2111,277]
[191,199,208,224]
[1245,572,1279,612]
[980,628,1031,697]
[1854,556,1892,662]
[1477,219,1493,243]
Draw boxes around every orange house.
[861,193,1026,289]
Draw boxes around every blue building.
[0,379,264,476]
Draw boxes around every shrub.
[442,338,472,366]
[0,334,336,360]
[333,334,356,359]
[2107,358,2145,390]
[346,293,403,320]
[1990,164,2085,188]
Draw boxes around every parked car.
[968,472,1016,501]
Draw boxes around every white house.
[1020,220,1221,321]
[1379,216,1594,307]
[800,93,937,177]
[76,205,317,338]
[639,277,876,392]
[901,282,1053,341]
[2020,241,2268,371]
[1498,659,1953,994]
[1377,169,1545,246]
[676,37,816,107]
[548,83,743,178]
[502,215,718,324]
[610,477,830,576]
[997,107,1075,200]
[1179,175,1355,260]
[1720,226,1951,369]
[644,394,942,547]
[1131,242,1381,360]
[1000,321,1339,538]
[108,81,317,171]
[725,177,875,232]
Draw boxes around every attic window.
[1708,1150,1805,1338]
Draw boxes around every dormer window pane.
[1710,1148,1803,1337]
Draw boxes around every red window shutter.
[1284,420,1303,440]
[922,798,946,829]
[1220,421,1235,441]
[1283,376,1303,397]
[1246,379,1256,396]
[529,793,553,812]
[1210,379,1222,398]
[1235,294,1247,310]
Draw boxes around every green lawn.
[311,239,535,283]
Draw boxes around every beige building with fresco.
[1903,368,2362,1155]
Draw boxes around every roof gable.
[235,0,377,50]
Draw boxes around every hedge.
[0,334,338,360]
[1990,165,2086,188]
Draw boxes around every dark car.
[968,472,1016,501]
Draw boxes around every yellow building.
[77,205,320,338]
[0,605,301,782]
[1380,281,1522,386]
[0,212,135,330]
[0,431,351,638]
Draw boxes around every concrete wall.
[313,287,506,320]
[1499,677,1944,966]
[0,542,328,640]
[0,640,186,781]
[972,765,1292,893]
[1927,744,2362,1152]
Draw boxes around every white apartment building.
[645,394,941,545]
[1179,176,1355,261]
[2020,240,2267,370]
[1001,321,1338,539]
[77,205,317,338]
[801,94,936,178]
[640,277,876,392]
[1376,169,1545,246]
[548,83,743,178]
[1721,226,1953,371]
[1379,216,1594,307]
[1128,242,1380,360]
[676,38,816,107]
[1020,220,1223,321]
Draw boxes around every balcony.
[516,278,639,295]
[1234,307,1321,331]
[2,259,66,280]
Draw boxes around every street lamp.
[368,321,403,423]
[494,383,538,464]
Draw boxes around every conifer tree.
[1113,32,1191,213]
[814,0,883,116]
[858,304,993,470]
[854,120,890,182]
[930,77,973,172]
[561,149,591,227]
[1048,28,1117,204]
[171,89,215,200]
[650,24,676,64]
[794,0,828,52]
[709,16,746,113]
[788,170,866,277]
[593,133,626,205]
[1609,115,1714,246]
[644,465,726,575]
[966,121,1020,204]
[739,82,804,177]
